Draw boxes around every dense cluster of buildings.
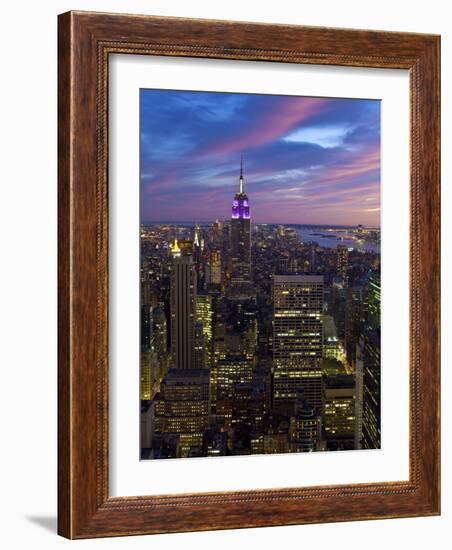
[140,163,381,459]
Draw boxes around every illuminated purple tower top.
[230,158,251,286]
[231,158,250,220]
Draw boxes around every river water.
[296,229,380,254]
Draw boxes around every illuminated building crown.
[231,158,250,220]
[170,239,181,256]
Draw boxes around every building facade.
[272,274,324,414]
[170,245,197,370]
[154,368,210,458]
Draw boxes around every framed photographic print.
[58,11,440,538]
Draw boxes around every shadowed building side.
[170,242,197,370]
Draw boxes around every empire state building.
[230,159,251,287]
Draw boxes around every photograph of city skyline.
[140,89,381,460]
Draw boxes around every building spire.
[239,156,244,194]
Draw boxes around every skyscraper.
[170,242,197,370]
[152,307,168,358]
[344,286,367,364]
[230,159,251,286]
[360,330,381,449]
[154,244,210,458]
[141,304,153,352]
[367,270,381,330]
[336,244,349,285]
[359,269,381,449]
[355,339,364,450]
[196,293,213,367]
[290,389,322,452]
[154,368,210,458]
[140,305,154,401]
[213,354,253,424]
[272,274,324,413]
[323,374,356,451]
[140,353,152,401]
[209,250,222,285]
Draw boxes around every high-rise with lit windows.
[272,274,324,413]
[360,269,381,449]
[196,293,213,368]
[290,390,322,452]
[209,250,222,286]
[336,244,349,285]
[154,368,210,458]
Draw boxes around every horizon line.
[141,220,381,229]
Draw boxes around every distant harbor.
[295,228,380,253]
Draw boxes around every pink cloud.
[142,173,179,195]
[198,97,330,157]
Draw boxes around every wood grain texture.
[57,11,440,539]
[57,10,72,538]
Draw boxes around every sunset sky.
[140,89,380,226]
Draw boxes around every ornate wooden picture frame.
[58,11,440,539]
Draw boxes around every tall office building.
[154,368,210,458]
[344,286,367,364]
[329,277,346,341]
[140,353,152,401]
[141,304,153,352]
[367,270,381,330]
[196,293,213,368]
[336,244,349,285]
[360,329,381,449]
[140,300,166,396]
[211,219,224,248]
[193,322,207,370]
[140,259,153,307]
[152,307,168,358]
[323,374,356,451]
[230,159,251,286]
[290,390,321,452]
[213,354,253,427]
[355,340,364,449]
[272,274,324,413]
[231,382,264,432]
[170,242,197,370]
[209,250,222,285]
[140,305,154,401]
[154,243,211,458]
[360,269,381,449]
